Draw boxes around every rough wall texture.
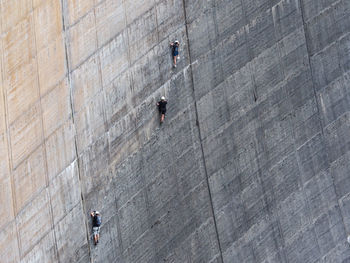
[0,0,350,262]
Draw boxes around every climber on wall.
[90,211,102,245]
[170,40,180,67]
[157,96,167,124]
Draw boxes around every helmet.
[174,40,179,44]
[161,96,165,101]
[95,211,100,215]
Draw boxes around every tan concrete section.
[3,15,39,124]
[41,80,71,138]
[0,101,9,179]
[5,61,40,124]
[3,15,36,75]
[49,160,80,225]
[124,0,155,25]
[0,76,10,179]
[0,83,15,232]
[66,0,95,26]
[95,0,125,48]
[68,10,97,69]
[71,54,101,113]
[20,230,57,263]
[0,3,16,243]
[0,176,14,228]
[0,69,5,134]
[33,0,62,52]
[0,221,20,263]
[32,0,46,9]
[1,0,76,261]
[45,120,76,181]
[34,0,66,96]
[0,0,32,33]
[12,146,46,214]
[9,102,43,168]
[16,189,52,257]
[37,36,66,96]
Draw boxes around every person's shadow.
[169,45,174,66]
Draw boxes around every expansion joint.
[181,1,225,262]
[59,0,93,262]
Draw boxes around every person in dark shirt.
[157,96,167,124]
[90,211,102,245]
[170,40,180,67]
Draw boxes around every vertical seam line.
[297,0,324,135]
[180,0,224,262]
[59,0,93,262]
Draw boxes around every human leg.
[93,227,99,245]
[96,227,100,243]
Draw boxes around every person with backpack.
[170,40,180,67]
[157,96,167,124]
[90,211,102,245]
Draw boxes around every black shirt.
[92,215,102,227]
[172,44,179,55]
[158,100,167,111]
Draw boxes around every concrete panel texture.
[0,0,350,262]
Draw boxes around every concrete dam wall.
[1,0,350,262]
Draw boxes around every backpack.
[94,215,102,227]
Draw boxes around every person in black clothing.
[170,40,180,67]
[157,96,167,123]
[90,211,102,245]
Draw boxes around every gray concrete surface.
[1,0,350,262]
[191,0,350,262]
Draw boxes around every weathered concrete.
[1,0,350,262]
[191,0,350,262]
